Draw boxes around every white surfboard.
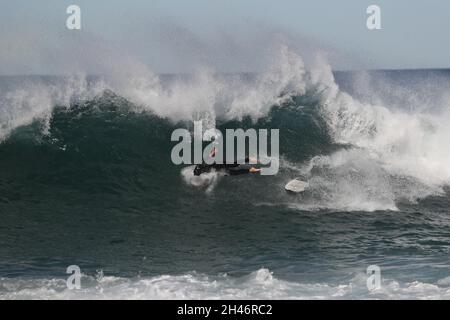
[285,179,309,193]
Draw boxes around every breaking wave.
[1,47,450,213]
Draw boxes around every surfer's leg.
[227,166,261,175]
[227,168,249,175]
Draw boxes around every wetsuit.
[193,157,253,176]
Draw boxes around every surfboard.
[285,179,309,193]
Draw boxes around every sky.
[1,0,449,74]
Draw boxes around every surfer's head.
[193,164,211,176]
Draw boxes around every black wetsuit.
[193,157,253,176]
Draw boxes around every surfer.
[193,148,261,176]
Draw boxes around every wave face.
[1,50,450,299]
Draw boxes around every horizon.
[3,67,450,78]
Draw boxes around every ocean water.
[1,51,450,299]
